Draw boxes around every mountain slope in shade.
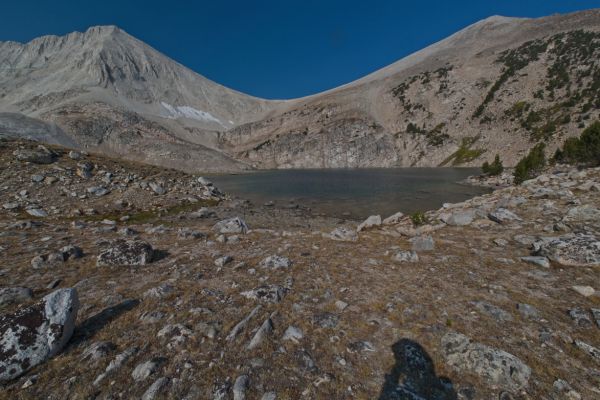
[220,9,600,168]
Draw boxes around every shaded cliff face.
[220,10,600,168]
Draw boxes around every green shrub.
[482,154,504,176]
[553,121,600,166]
[410,211,428,226]
[514,143,546,184]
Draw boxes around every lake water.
[209,168,490,220]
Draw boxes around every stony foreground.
[0,140,599,399]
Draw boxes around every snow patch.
[160,102,225,126]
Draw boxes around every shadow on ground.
[71,298,140,345]
[379,339,457,400]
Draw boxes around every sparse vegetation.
[441,137,485,166]
[553,121,600,166]
[482,154,504,176]
[514,143,546,184]
[410,211,428,226]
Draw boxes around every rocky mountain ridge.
[0,9,599,172]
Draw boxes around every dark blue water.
[209,168,489,220]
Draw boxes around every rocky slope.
[2,10,599,172]
[1,138,599,399]
[221,9,600,169]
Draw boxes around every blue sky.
[2,1,598,99]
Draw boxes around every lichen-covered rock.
[213,217,248,234]
[441,332,530,391]
[535,234,600,267]
[0,288,79,382]
[96,240,154,267]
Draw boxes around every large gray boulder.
[441,332,530,391]
[535,234,600,267]
[96,240,155,267]
[0,288,79,382]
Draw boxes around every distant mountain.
[220,9,600,168]
[1,10,599,171]
[0,26,283,172]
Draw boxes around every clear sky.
[1,1,598,99]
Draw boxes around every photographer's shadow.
[379,339,457,400]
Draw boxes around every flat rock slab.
[96,240,155,267]
[442,332,530,391]
[536,234,600,267]
[0,288,79,382]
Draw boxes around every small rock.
[516,303,539,319]
[213,217,248,234]
[26,208,47,217]
[80,341,116,362]
[142,377,170,400]
[132,357,166,381]
[383,212,404,225]
[241,285,286,303]
[68,150,82,160]
[488,208,522,224]
[282,326,304,343]
[443,211,474,226]
[569,308,593,328]
[149,182,166,195]
[327,227,358,242]
[312,312,339,328]
[571,285,595,297]
[233,375,249,400]
[357,215,381,232]
[410,235,435,252]
[520,256,550,268]
[215,255,233,267]
[259,255,292,269]
[335,300,348,311]
[392,250,419,263]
